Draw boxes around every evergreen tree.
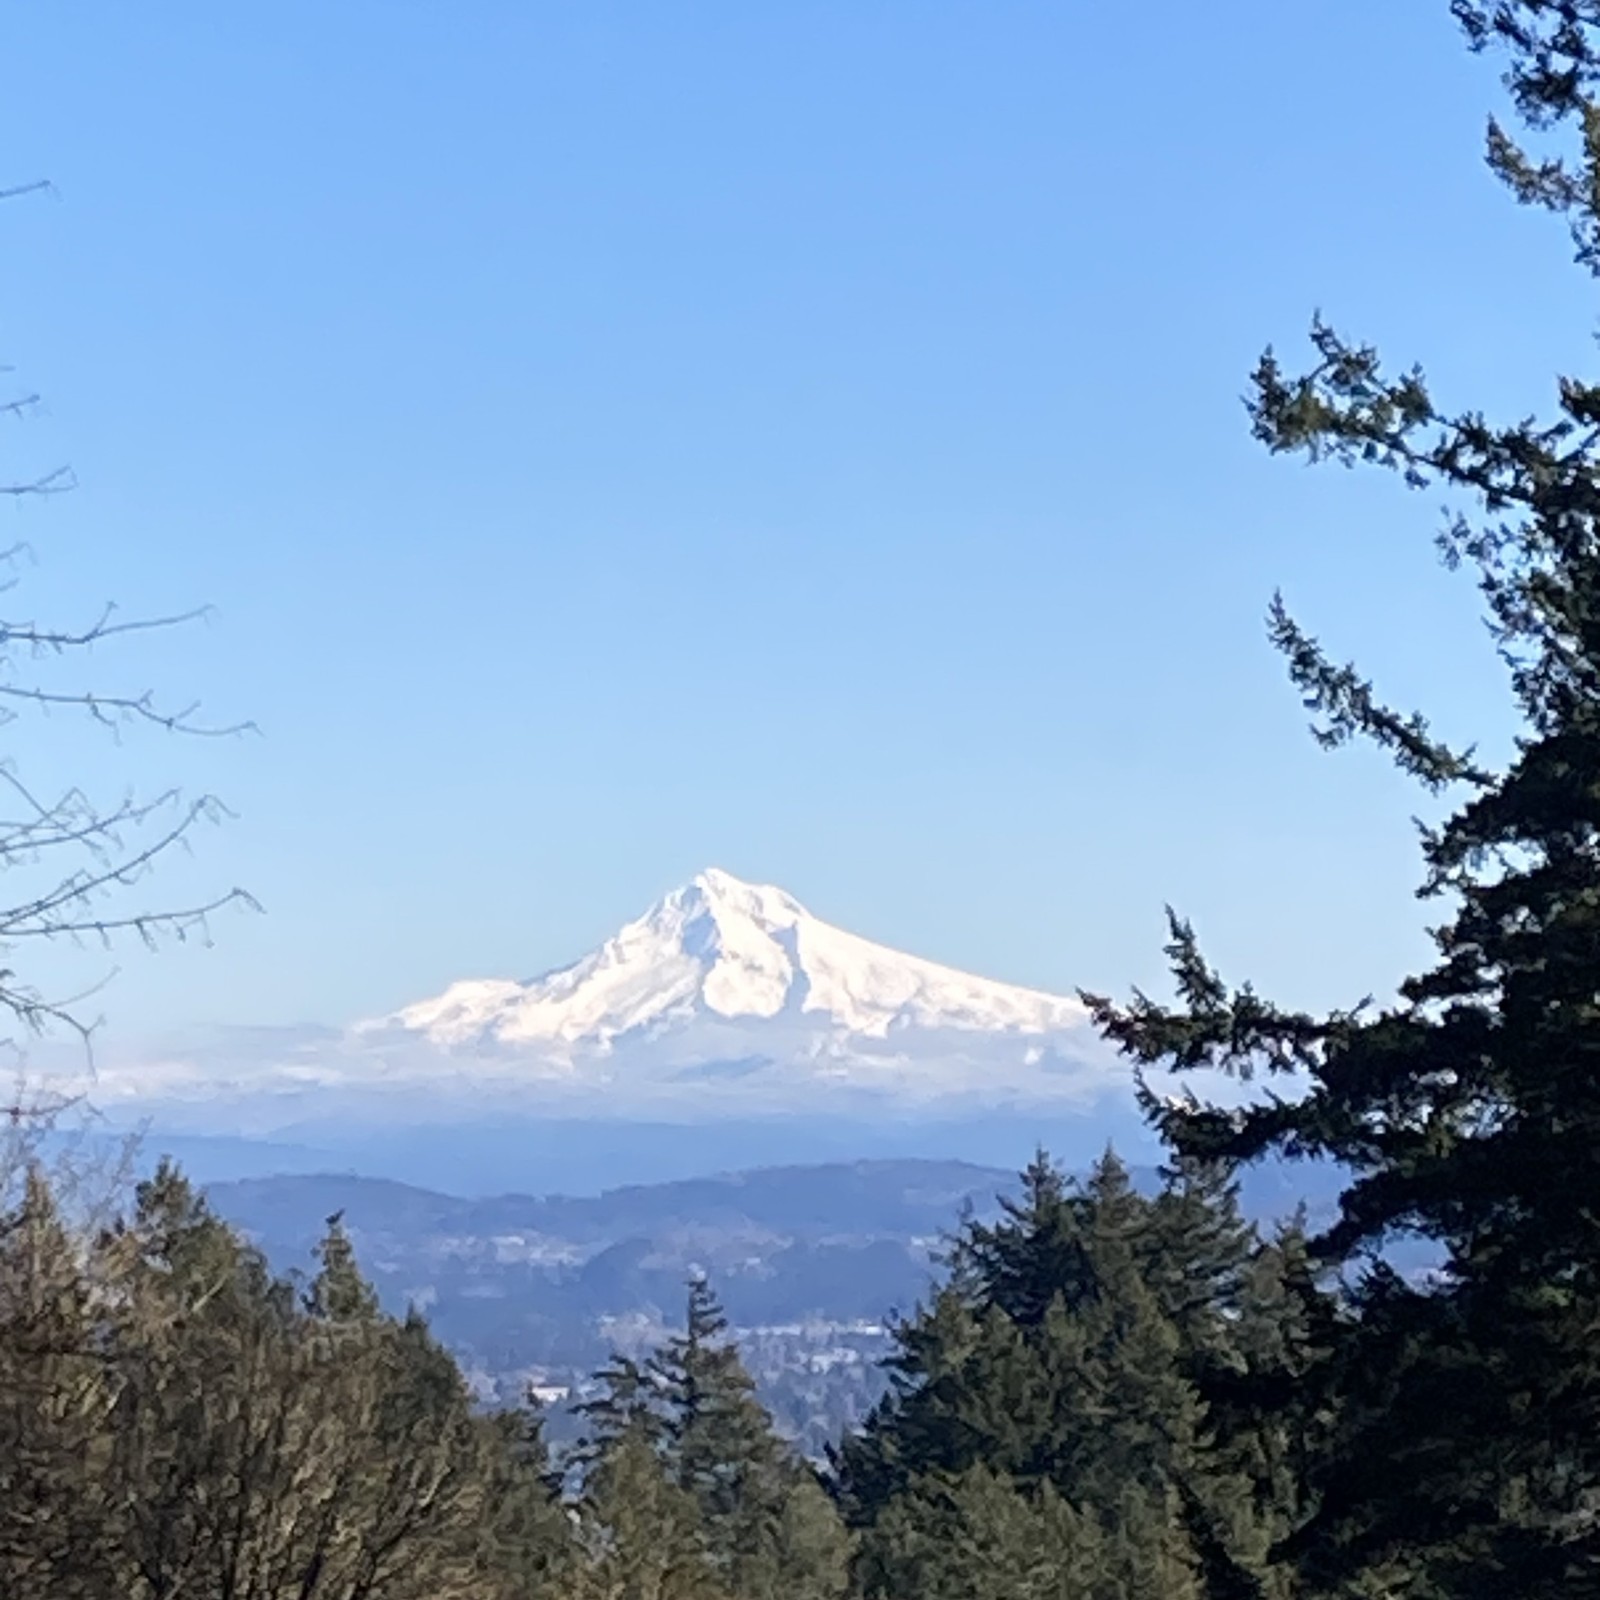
[1084,6,1600,1589]
[836,1152,1297,1598]
[0,1167,120,1600]
[651,1276,850,1600]
[862,1463,1110,1600]
[775,1469,856,1600]
[305,1208,382,1323]
[342,1307,487,1598]
[949,1151,1095,1328]
[473,1399,576,1598]
[1143,1157,1257,1367]
[571,1352,669,1471]
[573,1418,724,1600]
[653,1280,784,1530]
[567,1347,708,1596]
[830,1282,984,1519]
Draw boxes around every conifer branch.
[1267,596,1488,790]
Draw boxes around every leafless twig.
[0,177,256,1070]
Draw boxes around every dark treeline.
[0,1131,1333,1600]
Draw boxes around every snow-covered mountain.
[373,867,1086,1052]
[91,869,1118,1123]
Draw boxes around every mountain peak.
[674,867,808,931]
[104,871,1115,1120]
[690,865,768,898]
[378,869,1091,1064]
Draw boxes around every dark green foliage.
[1083,8,1600,1592]
[834,1150,1310,1599]
[574,1419,724,1600]
[861,1464,1109,1600]
[569,1277,853,1600]
[652,1277,796,1589]
[474,1401,577,1597]
[571,1351,669,1467]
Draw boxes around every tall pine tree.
[569,1343,722,1600]
[651,1276,851,1600]
[1085,5,1600,1590]
[835,1152,1302,1598]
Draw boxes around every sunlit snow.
[376,868,1089,1048]
[84,869,1117,1120]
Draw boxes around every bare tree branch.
[0,465,74,498]
[0,177,256,1064]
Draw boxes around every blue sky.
[0,1,1577,1043]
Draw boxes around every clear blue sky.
[0,1,1576,1044]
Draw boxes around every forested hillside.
[0,1130,1325,1598]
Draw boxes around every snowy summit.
[100,870,1115,1119]
[381,867,1088,1053]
